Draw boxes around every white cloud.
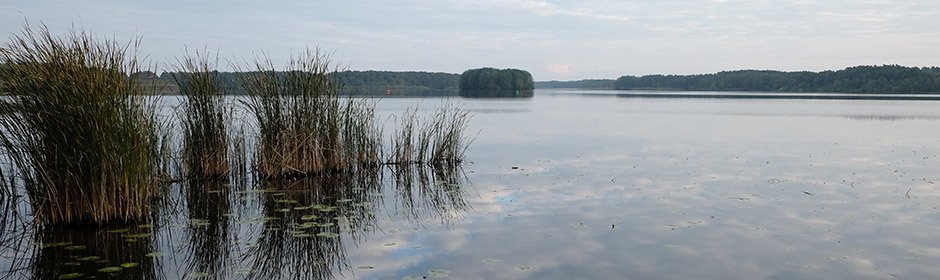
[547,64,573,75]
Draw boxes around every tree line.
[614,65,940,94]
[117,70,462,95]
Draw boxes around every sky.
[2,0,939,81]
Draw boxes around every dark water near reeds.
[4,89,940,279]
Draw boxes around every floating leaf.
[300,215,318,221]
[63,262,81,266]
[316,232,340,238]
[516,265,532,271]
[64,245,86,251]
[98,267,122,273]
[120,262,139,268]
[317,207,336,212]
[107,229,129,234]
[293,206,312,210]
[274,199,298,204]
[481,258,503,264]
[356,265,375,270]
[137,224,154,229]
[57,273,83,279]
[276,208,291,212]
[292,233,315,238]
[42,242,73,248]
[145,252,165,258]
[337,199,354,203]
[318,222,335,227]
[382,242,396,247]
[76,256,100,261]
[123,233,153,239]
[427,269,451,278]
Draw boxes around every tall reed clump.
[0,25,165,225]
[172,51,231,179]
[388,103,472,166]
[240,49,382,178]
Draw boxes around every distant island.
[537,65,940,94]
[458,68,534,97]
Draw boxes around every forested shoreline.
[538,65,940,94]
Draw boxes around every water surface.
[3,89,940,279]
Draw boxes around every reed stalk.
[0,24,165,225]
[172,50,231,179]
[388,103,472,166]
[239,49,382,178]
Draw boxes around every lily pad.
[481,258,503,264]
[427,269,451,278]
[76,256,101,261]
[145,252,165,258]
[107,229,129,234]
[63,262,82,266]
[98,266,122,273]
[274,199,298,204]
[516,265,532,271]
[123,232,153,239]
[41,242,73,248]
[383,242,397,247]
[316,232,340,238]
[300,215,318,221]
[276,208,291,212]
[137,224,154,229]
[356,265,375,270]
[57,273,83,279]
[120,262,139,268]
[318,222,335,227]
[64,245,86,251]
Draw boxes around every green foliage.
[172,50,232,179]
[156,70,460,95]
[0,24,165,225]
[615,65,940,93]
[333,70,459,90]
[459,68,534,91]
[238,49,384,178]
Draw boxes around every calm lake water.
[4,89,940,279]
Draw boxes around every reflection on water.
[0,164,472,279]
[459,90,534,98]
[6,90,940,279]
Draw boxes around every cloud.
[547,64,573,74]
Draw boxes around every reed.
[239,49,382,178]
[429,103,472,165]
[388,103,472,165]
[172,50,231,179]
[0,24,165,225]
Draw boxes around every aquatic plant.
[0,24,165,225]
[389,103,472,166]
[239,49,383,178]
[172,50,232,179]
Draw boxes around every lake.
[3,89,940,279]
